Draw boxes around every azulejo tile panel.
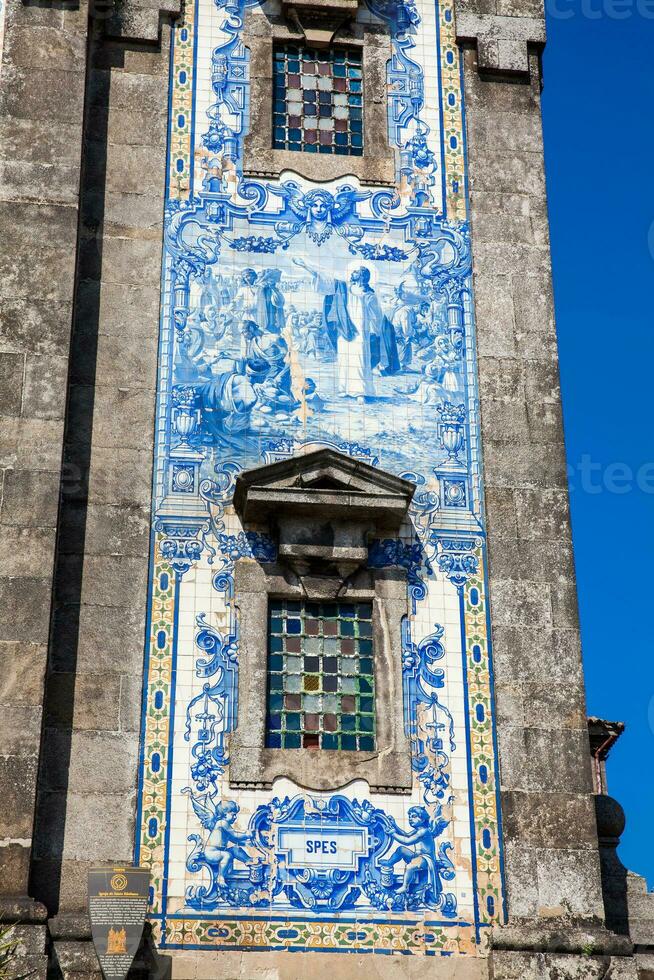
[137,0,504,957]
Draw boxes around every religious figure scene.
[169,192,470,477]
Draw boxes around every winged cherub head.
[304,190,334,224]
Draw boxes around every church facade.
[0,0,652,974]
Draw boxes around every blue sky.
[541,2,654,885]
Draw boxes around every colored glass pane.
[265,599,376,750]
[271,44,364,155]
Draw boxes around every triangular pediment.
[234,448,415,525]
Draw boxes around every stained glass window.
[265,599,375,750]
[272,44,364,156]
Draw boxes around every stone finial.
[455,10,545,79]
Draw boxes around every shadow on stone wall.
[595,793,629,936]
[29,21,111,914]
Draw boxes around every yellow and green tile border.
[463,548,504,928]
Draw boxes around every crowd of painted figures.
[176,263,465,446]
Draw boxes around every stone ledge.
[102,0,181,43]
[18,0,180,43]
[491,919,633,956]
[489,949,640,980]
[49,911,92,940]
[165,949,490,979]
[455,11,545,78]
[0,895,48,923]
[51,938,102,980]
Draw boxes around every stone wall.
[462,45,605,923]
[0,0,90,974]
[0,0,174,974]
[31,18,172,912]
[30,23,174,977]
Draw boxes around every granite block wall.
[461,45,605,925]
[29,23,174,934]
[0,1,90,974]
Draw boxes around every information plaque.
[88,866,150,980]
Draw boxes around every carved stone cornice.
[455,7,545,80]
[234,448,415,577]
[102,0,182,43]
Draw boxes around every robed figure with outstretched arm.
[293,258,400,401]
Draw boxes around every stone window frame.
[242,5,396,185]
[229,448,415,794]
[229,558,413,793]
